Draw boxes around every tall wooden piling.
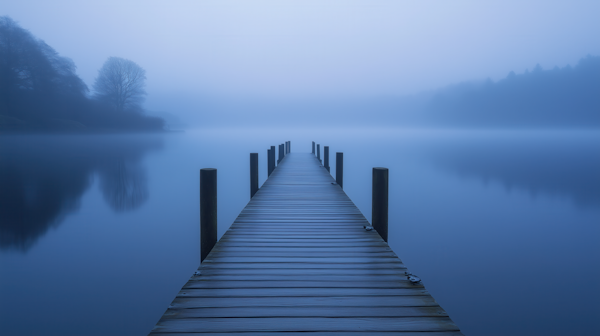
[279,144,284,163]
[200,168,217,262]
[372,167,389,242]
[317,144,321,163]
[267,149,271,176]
[336,152,343,189]
[250,153,258,198]
[268,146,275,176]
[312,141,315,154]
[324,146,330,172]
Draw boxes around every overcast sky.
[3,1,600,105]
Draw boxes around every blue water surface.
[0,129,598,335]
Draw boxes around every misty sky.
[3,1,600,111]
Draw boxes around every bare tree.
[93,57,146,112]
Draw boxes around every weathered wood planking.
[150,153,462,335]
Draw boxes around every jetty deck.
[150,152,462,335]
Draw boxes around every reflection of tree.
[0,134,162,252]
[99,159,148,212]
[0,155,90,251]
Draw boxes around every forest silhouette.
[0,17,163,132]
[421,55,600,127]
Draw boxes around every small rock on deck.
[150,152,462,335]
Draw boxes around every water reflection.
[421,133,600,209]
[99,159,149,212]
[0,134,163,251]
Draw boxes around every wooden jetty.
[150,150,463,335]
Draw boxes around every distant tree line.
[0,16,164,132]
[424,55,600,127]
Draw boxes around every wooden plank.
[188,274,419,281]
[183,280,422,288]
[209,242,390,247]
[212,246,394,252]
[169,296,441,308]
[151,332,464,336]
[160,306,447,318]
[209,251,398,257]
[198,263,407,269]
[218,238,381,242]
[152,317,460,333]
[195,268,408,275]
[150,153,462,335]
[177,287,429,297]
[202,257,403,263]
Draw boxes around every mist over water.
[150,55,600,130]
[0,129,598,335]
[2,1,600,335]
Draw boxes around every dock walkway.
[150,152,462,335]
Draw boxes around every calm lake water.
[1,128,599,335]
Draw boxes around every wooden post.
[324,146,330,172]
[267,148,271,176]
[271,146,276,173]
[372,167,389,242]
[289,141,291,153]
[317,144,321,163]
[268,146,275,176]
[279,144,284,163]
[271,145,276,168]
[336,152,343,189]
[250,153,258,198]
[200,168,217,263]
[312,141,315,154]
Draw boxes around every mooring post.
[250,153,258,198]
[324,146,330,172]
[271,146,276,173]
[289,141,291,153]
[279,144,284,163]
[312,141,315,154]
[200,168,217,263]
[317,144,321,163]
[372,167,389,242]
[268,146,275,176]
[336,152,343,189]
[267,148,271,176]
